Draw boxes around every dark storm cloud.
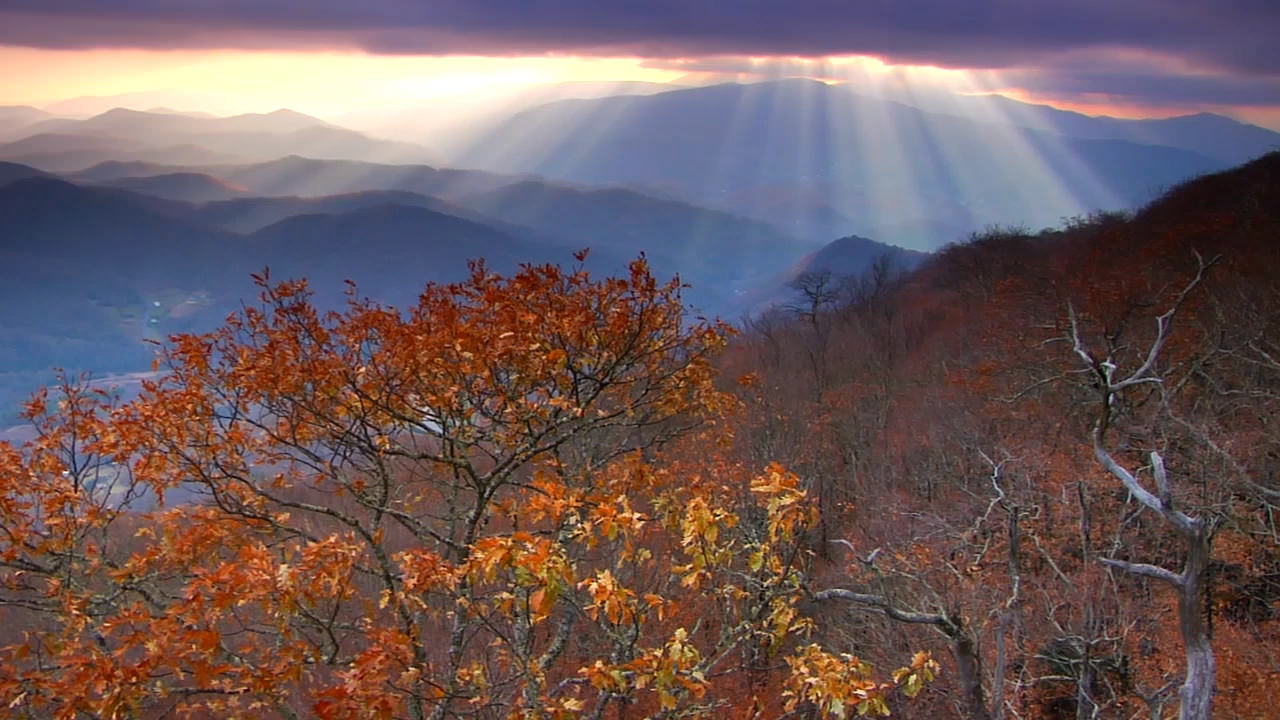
[1,1,1277,109]
[1,1,1277,72]
[639,55,1280,110]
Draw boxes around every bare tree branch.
[811,588,954,628]
[1098,558,1183,587]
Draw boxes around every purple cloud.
[0,1,1276,112]
[0,1,1274,71]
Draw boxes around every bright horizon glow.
[992,87,1280,127]
[0,47,686,118]
[1,46,1275,132]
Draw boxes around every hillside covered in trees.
[1,153,1277,718]
[720,151,1280,719]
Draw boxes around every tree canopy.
[0,258,934,719]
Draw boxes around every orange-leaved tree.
[1,258,935,719]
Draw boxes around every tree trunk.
[951,634,994,720]
[1075,657,1096,720]
[1178,531,1215,720]
[811,589,995,720]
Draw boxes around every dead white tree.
[1065,254,1218,720]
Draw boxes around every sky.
[0,1,1277,129]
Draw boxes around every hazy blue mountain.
[84,155,820,307]
[0,178,251,419]
[59,156,792,292]
[61,162,773,313]
[454,180,817,310]
[20,107,334,138]
[451,80,1228,248]
[334,80,691,152]
[792,234,928,278]
[734,234,928,314]
[94,172,251,203]
[187,190,484,234]
[0,106,54,141]
[0,157,968,420]
[246,204,599,309]
[0,133,241,173]
[0,177,642,418]
[2,108,439,171]
[1,132,138,157]
[914,94,1280,166]
[67,164,536,236]
[49,165,479,232]
[214,155,521,200]
[1111,113,1280,166]
[0,177,566,313]
[0,176,241,418]
[0,178,249,302]
[72,160,204,182]
[0,161,53,187]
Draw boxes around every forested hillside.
[719,151,1280,718]
[0,154,1276,718]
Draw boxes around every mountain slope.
[71,160,204,182]
[735,234,928,314]
[0,178,643,417]
[247,204,580,308]
[0,178,251,398]
[0,106,54,141]
[2,108,438,171]
[95,172,251,203]
[719,152,1280,720]
[216,155,519,199]
[915,93,1280,166]
[0,161,52,187]
[455,180,816,309]
[188,190,482,233]
[452,80,1226,248]
[0,134,239,172]
[792,234,928,278]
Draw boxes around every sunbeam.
[422,53,1177,252]
[0,45,1260,257]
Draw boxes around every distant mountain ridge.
[793,234,928,277]
[0,106,54,141]
[0,160,52,186]
[20,107,335,138]
[450,80,1268,248]
[65,156,820,310]
[0,166,833,418]
[94,173,251,203]
[8,81,1266,251]
[910,94,1280,166]
[732,234,929,315]
[0,177,562,418]
[456,180,814,301]
[0,107,438,172]
[66,154,817,307]
[186,190,493,234]
[3,81,1274,423]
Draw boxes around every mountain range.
[448,80,1277,246]
[1,79,1278,419]
[5,81,1278,249]
[0,107,438,171]
[0,160,830,419]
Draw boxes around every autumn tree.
[0,258,935,719]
